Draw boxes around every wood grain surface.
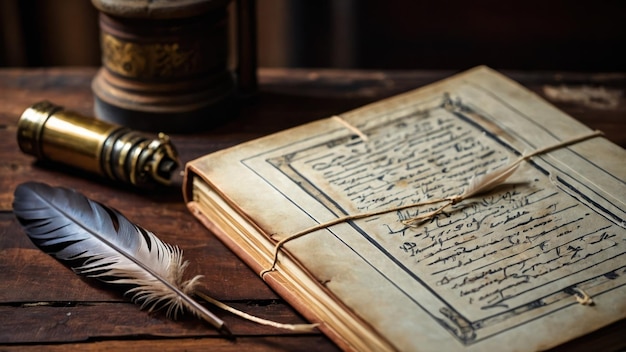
[1,67,624,351]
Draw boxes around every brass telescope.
[17,101,180,188]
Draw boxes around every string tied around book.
[571,287,594,306]
[194,290,319,331]
[332,115,369,141]
[260,130,604,278]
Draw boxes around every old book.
[183,66,626,352]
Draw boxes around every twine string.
[331,115,369,141]
[260,130,604,278]
[571,287,594,306]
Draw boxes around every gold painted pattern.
[101,34,197,79]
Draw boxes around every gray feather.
[12,182,225,331]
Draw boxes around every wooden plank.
[0,302,315,343]
[0,336,339,352]
[0,213,277,301]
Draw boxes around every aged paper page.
[192,67,625,351]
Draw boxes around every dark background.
[1,0,625,71]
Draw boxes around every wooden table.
[1,68,625,351]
